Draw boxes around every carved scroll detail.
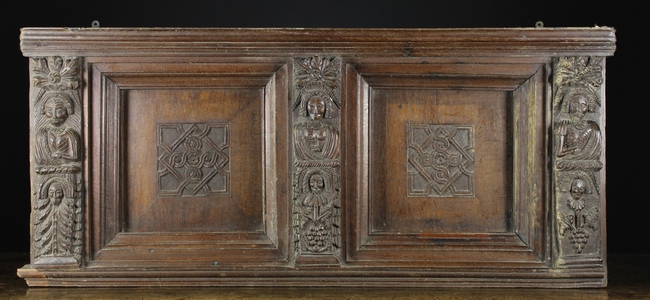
[292,56,341,259]
[407,124,476,197]
[553,57,603,256]
[157,123,230,197]
[31,57,83,266]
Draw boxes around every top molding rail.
[20,27,616,57]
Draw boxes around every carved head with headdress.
[38,177,74,206]
[309,173,325,194]
[560,88,599,122]
[558,171,597,211]
[40,91,75,126]
[300,90,333,120]
[295,168,338,195]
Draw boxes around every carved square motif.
[407,124,475,198]
[157,123,230,197]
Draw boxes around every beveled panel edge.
[20,27,616,57]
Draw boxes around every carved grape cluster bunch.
[569,228,590,253]
[306,225,329,249]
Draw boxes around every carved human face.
[44,98,69,126]
[569,95,588,120]
[570,179,586,200]
[307,96,325,120]
[48,183,64,205]
[309,174,325,194]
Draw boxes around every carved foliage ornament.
[31,57,83,265]
[553,56,603,255]
[292,56,341,258]
[293,56,341,114]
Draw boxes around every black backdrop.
[1,0,647,254]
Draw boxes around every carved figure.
[30,56,84,266]
[304,174,326,206]
[34,177,77,258]
[293,168,340,254]
[553,56,604,257]
[292,56,341,258]
[558,176,599,254]
[296,169,336,223]
[294,94,340,162]
[34,92,80,165]
[568,179,587,211]
[556,91,601,160]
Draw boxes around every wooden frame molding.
[19,27,615,288]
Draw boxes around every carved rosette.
[552,57,604,260]
[30,57,83,266]
[292,56,342,260]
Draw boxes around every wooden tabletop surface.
[1,253,648,299]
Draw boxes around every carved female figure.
[557,91,602,160]
[294,93,340,163]
[35,92,81,165]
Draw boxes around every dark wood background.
[1,0,646,254]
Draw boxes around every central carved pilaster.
[292,56,342,260]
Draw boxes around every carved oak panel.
[407,124,476,198]
[83,61,290,265]
[157,122,230,197]
[125,89,261,233]
[19,28,614,288]
[367,88,510,235]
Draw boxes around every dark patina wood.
[18,27,615,287]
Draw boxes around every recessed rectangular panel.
[370,89,511,234]
[124,89,264,233]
